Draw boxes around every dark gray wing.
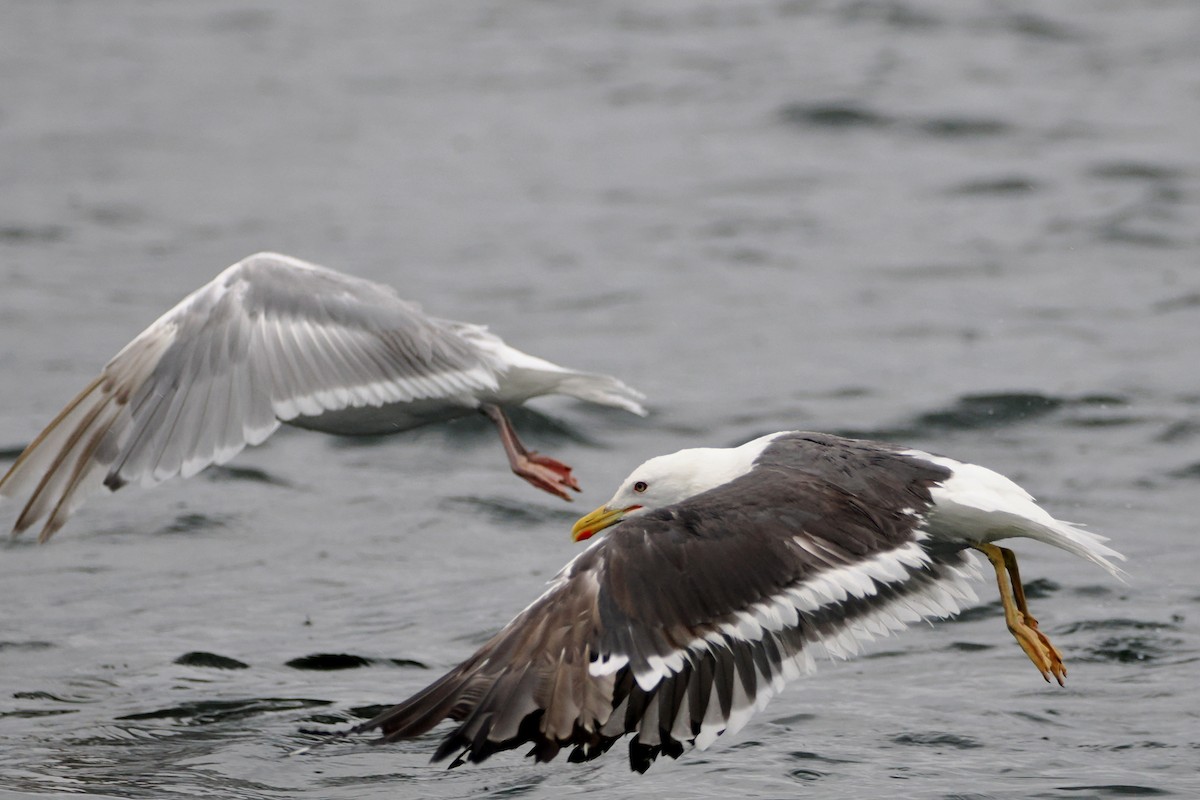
[353,450,980,772]
[0,252,497,540]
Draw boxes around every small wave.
[173,651,250,670]
[1154,292,1200,313]
[1097,220,1179,249]
[838,2,941,30]
[770,712,819,726]
[1057,618,1181,634]
[116,697,331,726]
[0,444,26,460]
[158,512,230,535]
[203,464,291,487]
[285,653,428,671]
[442,495,577,527]
[843,393,1137,440]
[296,703,397,732]
[348,703,395,720]
[778,101,895,130]
[1088,161,1184,182]
[788,767,825,782]
[1021,577,1061,600]
[786,748,859,765]
[779,103,1015,142]
[1051,785,1171,797]
[1082,636,1183,664]
[13,690,83,703]
[0,224,67,243]
[1167,462,1200,480]
[891,731,984,749]
[481,774,549,798]
[917,116,1011,138]
[1155,420,1200,443]
[1002,11,1082,41]
[950,176,1041,196]
[286,653,372,670]
[1073,584,1117,597]
[0,708,78,719]
[0,640,55,652]
[498,406,600,445]
[942,578,1060,626]
[913,393,1064,431]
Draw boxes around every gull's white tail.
[911,452,1127,580]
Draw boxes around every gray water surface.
[2,2,1198,798]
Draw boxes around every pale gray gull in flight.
[340,431,1124,772]
[0,252,646,541]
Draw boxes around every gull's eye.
[633,481,648,493]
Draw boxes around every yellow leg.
[975,543,1066,686]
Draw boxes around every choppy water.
[2,2,1198,798]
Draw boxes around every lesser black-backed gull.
[0,252,646,541]
[347,431,1124,772]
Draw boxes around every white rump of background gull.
[340,431,1125,773]
[0,252,647,541]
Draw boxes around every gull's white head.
[571,437,773,542]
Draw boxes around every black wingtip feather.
[628,740,659,774]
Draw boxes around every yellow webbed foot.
[976,543,1067,685]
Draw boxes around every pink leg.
[480,404,581,500]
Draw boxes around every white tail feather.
[551,374,647,416]
[910,452,1127,579]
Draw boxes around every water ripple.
[0,444,25,461]
[203,465,292,487]
[441,495,577,527]
[949,175,1041,196]
[1166,462,1200,481]
[158,512,231,535]
[174,651,250,670]
[1058,618,1182,634]
[1082,636,1182,665]
[891,732,984,750]
[116,697,332,726]
[917,116,1011,138]
[1089,161,1186,182]
[0,223,67,243]
[0,639,55,652]
[786,749,859,765]
[1044,785,1172,797]
[778,101,895,130]
[284,653,428,671]
[838,393,1139,440]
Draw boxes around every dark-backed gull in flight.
[0,252,646,541]
[346,431,1124,772]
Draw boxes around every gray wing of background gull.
[0,252,646,541]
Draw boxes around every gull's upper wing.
[1,252,498,540]
[354,459,979,772]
